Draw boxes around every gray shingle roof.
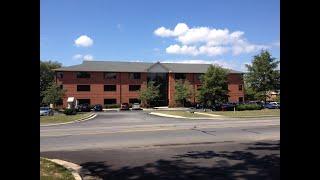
[54,61,243,74]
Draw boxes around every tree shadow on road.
[80,141,280,180]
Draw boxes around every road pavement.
[40,111,280,179]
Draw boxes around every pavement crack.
[242,129,261,134]
[191,128,216,136]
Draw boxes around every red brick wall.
[227,73,244,102]
[57,71,147,107]
[168,73,176,107]
[57,71,244,107]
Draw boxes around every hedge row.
[236,104,262,111]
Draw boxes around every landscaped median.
[40,112,96,125]
[204,109,280,118]
[150,110,218,119]
[40,157,76,180]
[150,109,280,119]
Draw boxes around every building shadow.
[79,141,280,180]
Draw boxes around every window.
[195,73,203,81]
[129,85,141,91]
[239,97,244,103]
[129,98,141,104]
[129,73,141,79]
[77,85,90,91]
[104,99,117,105]
[104,72,117,79]
[104,85,116,91]
[78,99,90,105]
[56,72,63,79]
[239,84,243,91]
[59,85,63,89]
[175,73,186,80]
[76,72,90,78]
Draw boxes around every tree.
[138,81,160,108]
[245,50,280,103]
[42,83,65,107]
[174,80,192,107]
[198,65,229,106]
[40,60,62,104]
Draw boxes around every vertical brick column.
[168,72,176,107]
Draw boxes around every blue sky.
[41,0,279,71]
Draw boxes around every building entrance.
[147,73,168,106]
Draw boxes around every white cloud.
[73,54,83,59]
[232,41,268,55]
[154,27,174,37]
[161,59,212,64]
[83,54,94,61]
[166,44,228,56]
[154,23,189,37]
[74,35,93,47]
[73,54,94,61]
[155,23,267,56]
[166,44,198,56]
[160,59,240,70]
[272,41,280,47]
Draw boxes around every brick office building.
[54,61,244,107]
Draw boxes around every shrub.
[64,109,77,115]
[104,104,120,109]
[236,104,262,111]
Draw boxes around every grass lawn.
[155,110,213,118]
[206,109,280,117]
[40,112,92,124]
[40,158,75,180]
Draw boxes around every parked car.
[131,103,142,110]
[93,104,103,111]
[213,103,236,111]
[76,103,91,112]
[120,103,130,110]
[264,102,280,109]
[40,107,54,116]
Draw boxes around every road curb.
[41,157,82,180]
[149,112,279,120]
[149,112,220,119]
[40,113,97,127]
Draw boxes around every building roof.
[54,61,243,74]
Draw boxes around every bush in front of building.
[104,104,120,109]
[236,104,263,111]
[63,109,77,115]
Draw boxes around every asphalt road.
[40,111,280,179]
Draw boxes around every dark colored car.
[76,103,91,112]
[120,103,130,110]
[93,104,103,111]
[213,103,236,111]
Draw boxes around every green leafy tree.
[42,83,65,107]
[199,65,229,106]
[40,60,62,104]
[138,81,160,108]
[244,80,257,101]
[174,80,192,107]
[245,50,280,103]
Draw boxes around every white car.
[132,103,142,110]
